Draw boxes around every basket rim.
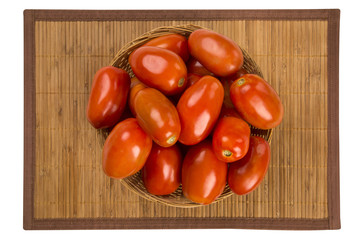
[121,179,234,208]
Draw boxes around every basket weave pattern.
[107,24,273,207]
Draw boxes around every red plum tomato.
[177,76,224,145]
[228,136,270,195]
[134,88,181,147]
[230,74,284,129]
[188,29,243,77]
[182,141,227,204]
[102,118,152,179]
[129,46,187,96]
[212,116,250,162]
[143,34,189,62]
[142,144,182,195]
[86,66,130,129]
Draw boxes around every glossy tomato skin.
[102,118,152,179]
[182,141,227,204]
[177,75,224,145]
[188,29,244,77]
[134,88,181,147]
[142,144,182,195]
[212,116,250,162]
[129,46,187,96]
[186,73,202,88]
[143,34,189,62]
[86,66,130,129]
[228,136,270,195]
[230,74,284,129]
[129,77,147,116]
[186,57,214,76]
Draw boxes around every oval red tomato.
[128,77,147,116]
[230,74,284,129]
[143,34,189,62]
[134,88,181,147]
[186,57,214,76]
[142,143,182,195]
[182,140,227,204]
[86,66,130,129]
[102,118,152,179]
[188,29,244,77]
[177,75,224,145]
[129,46,187,96]
[212,116,250,162]
[228,136,270,195]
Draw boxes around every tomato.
[134,88,181,147]
[188,29,244,77]
[86,66,130,129]
[177,76,224,145]
[129,46,187,96]
[182,140,227,205]
[186,57,214,76]
[221,68,248,109]
[143,34,189,62]
[102,118,152,179]
[186,73,202,88]
[212,116,250,162]
[128,77,147,116]
[230,74,284,129]
[142,143,182,195]
[228,136,270,195]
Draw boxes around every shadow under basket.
[101,24,273,208]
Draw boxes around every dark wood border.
[30,217,329,230]
[23,9,340,230]
[24,9,36,230]
[326,9,341,230]
[30,9,334,21]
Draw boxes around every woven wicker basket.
[105,24,273,207]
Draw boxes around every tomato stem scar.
[178,78,185,87]
[167,135,176,145]
[236,78,245,86]
[223,150,233,157]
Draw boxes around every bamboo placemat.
[23,9,340,230]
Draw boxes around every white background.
[1,0,358,239]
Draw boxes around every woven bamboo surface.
[34,19,328,220]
